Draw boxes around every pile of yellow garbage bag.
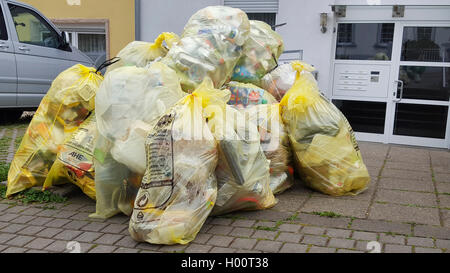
[6,5,370,246]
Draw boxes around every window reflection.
[333,100,386,134]
[336,23,394,61]
[399,66,450,101]
[401,27,450,62]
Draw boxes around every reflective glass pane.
[333,100,386,134]
[78,33,106,67]
[399,66,450,101]
[0,6,7,40]
[393,104,448,139]
[401,27,450,62]
[335,23,394,61]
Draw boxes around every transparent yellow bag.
[280,61,370,196]
[7,64,103,197]
[261,63,297,101]
[91,62,186,219]
[43,112,97,199]
[225,81,277,109]
[210,105,276,216]
[231,20,284,85]
[162,6,250,92]
[129,79,223,245]
[106,32,179,73]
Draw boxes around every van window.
[8,4,61,49]
[0,6,7,40]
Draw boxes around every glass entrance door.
[388,24,450,148]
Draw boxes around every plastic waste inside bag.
[261,62,297,101]
[162,6,250,92]
[91,62,186,219]
[129,79,223,245]
[241,104,294,195]
[7,64,103,197]
[231,20,284,85]
[43,112,97,199]
[280,61,370,196]
[210,105,276,216]
[106,32,179,73]
[226,81,277,109]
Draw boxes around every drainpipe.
[135,0,141,41]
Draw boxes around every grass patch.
[255,225,278,232]
[284,212,299,221]
[1,184,66,204]
[311,211,343,218]
[0,162,10,182]
[14,135,24,149]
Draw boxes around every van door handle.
[18,46,30,52]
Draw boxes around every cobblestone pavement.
[0,119,449,253]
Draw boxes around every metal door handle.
[393,80,404,102]
[18,46,30,52]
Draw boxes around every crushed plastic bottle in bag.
[261,63,297,101]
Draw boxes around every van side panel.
[0,0,17,107]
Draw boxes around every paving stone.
[378,177,434,192]
[229,227,254,238]
[6,235,34,247]
[435,239,450,249]
[94,233,124,245]
[351,219,411,235]
[387,147,430,163]
[199,224,212,233]
[230,238,257,250]
[279,243,308,253]
[253,240,282,252]
[2,247,27,253]
[308,246,335,253]
[384,161,432,172]
[0,204,9,212]
[0,222,7,229]
[301,197,369,218]
[254,221,277,228]
[228,209,293,222]
[414,247,443,253]
[352,231,378,241]
[294,213,351,229]
[61,203,86,211]
[231,219,256,228]
[438,194,450,209]
[381,169,432,181]
[278,223,302,233]
[26,249,49,253]
[25,238,54,249]
[36,209,59,217]
[210,218,233,226]
[0,213,20,222]
[17,226,45,236]
[273,194,308,211]
[62,220,89,230]
[384,244,412,253]
[105,214,129,224]
[135,243,161,251]
[236,249,262,253]
[406,237,434,247]
[192,233,212,244]
[328,238,355,249]
[369,203,440,225]
[434,172,450,183]
[375,189,437,207]
[53,230,84,241]
[301,235,328,246]
[0,233,16,244]
[44,240,69,253]
[207,225,233,235]
[89,245,117,253]
[337,249,364,253]
[275,232,302,243]
[414,225,450,240]
[1,223,27,233]
[355,240,381,252]
[115,236,139,248]
[74,231,103,243]
[113,247,140,253]
[379,234,406,245]
[251,230,278,240]
[209,247,237,253]
[185,244,213,253]
[207,235,234,247]
[52,210,79,219]
[301,226,325,235]
[81,222,109,232]
[45,218,72,228]
[5,205,27,214]
[10,215,35,224]
[70,212,91,221]
[77,205,96,213]
[326,228,352,238]
[437,182,450,194]
[27,217,53,226]
[100,224,127,234]
[36,228,63,238]
[18,207,43,216]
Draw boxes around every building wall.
[18,0,135,57]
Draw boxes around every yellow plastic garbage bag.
[129,79,222,245]
[91,62,186,219]
[43,112,97,199]
[226,81,277,109]
[261,63,297,101]
[241,104,294,195]
[280,61,370,196]
[7,64,103,197]
[231,20,284,85]
[210,105,276,216]
[106,32,180,73]
[162,6,250,92]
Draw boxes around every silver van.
[0,0,94,120]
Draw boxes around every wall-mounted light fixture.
[320,12,328,33]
